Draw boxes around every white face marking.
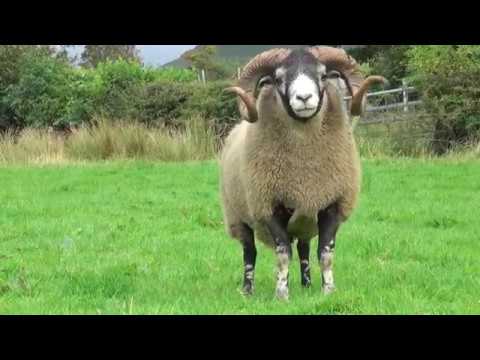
[317,63,326,76]
[288,73,321,118]
[275,67,287,94]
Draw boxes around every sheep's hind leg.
[239,223,256,296]
[317,204,341,295]
[265,217,292,301]
[297,239,311,288]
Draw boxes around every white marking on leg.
[320,251,335,295]
[301,260,310,276]
[243,264,255,294]
[276,246,290,300]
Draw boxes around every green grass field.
[0,159,479,315]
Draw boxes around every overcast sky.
[67,45,196,66]
[138,45,196,66]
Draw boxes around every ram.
[220,46,385,300]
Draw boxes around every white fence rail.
[346,81,421,114]
[351,81,423,127]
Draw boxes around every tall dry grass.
[0,117,219,165]
[1,115,479,166]
[355,113,436,159]
[0,128,65,165]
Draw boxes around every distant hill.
[163,45,365,68]
[162,45,313,68]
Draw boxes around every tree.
[181,45,228,80]
[346,46,392,63]
[370,46,412,87]
[0,45,56,88]
[345,45,412,87]
[54,45,78,63]
[80,45,141,68]
[0,45,59,130]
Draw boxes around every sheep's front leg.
[297,239,311,288]
[239,223,256,296]
[317,204,341,295]
[265,217,292,301]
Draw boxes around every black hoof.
[301,280,312,288]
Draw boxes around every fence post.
[201,69,207,85]
[237,67,241,79]
[402,79,409,112]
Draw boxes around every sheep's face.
[256,50,329,123]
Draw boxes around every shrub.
[144,67,198,83]
[4,53,78,128]
[66,67,104,125]
[0,46,59,130]
[135,81,195,126]
[134,80,240,132]
[93,59,148,120]
[0,50,242,135]
[370,46,411,88]
[407,45,480,154]
[181,81,239,132]
[0,46,55,90]
[348,46,412,88]
[92,61,198,122]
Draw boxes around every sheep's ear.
[224,87,259,123]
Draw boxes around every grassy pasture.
[0,159,479,314]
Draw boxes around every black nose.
[296,94,312,103]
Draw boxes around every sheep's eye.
[258,76,273,88]
[321,74,328,81]
[327,70,341,79]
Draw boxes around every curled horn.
[223,86,258,123]
[308,46,387,116]
[225,48,292,123]
[349,75,387,116]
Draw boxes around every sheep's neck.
[253,112,347,146]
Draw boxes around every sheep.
[219,46,385,300]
